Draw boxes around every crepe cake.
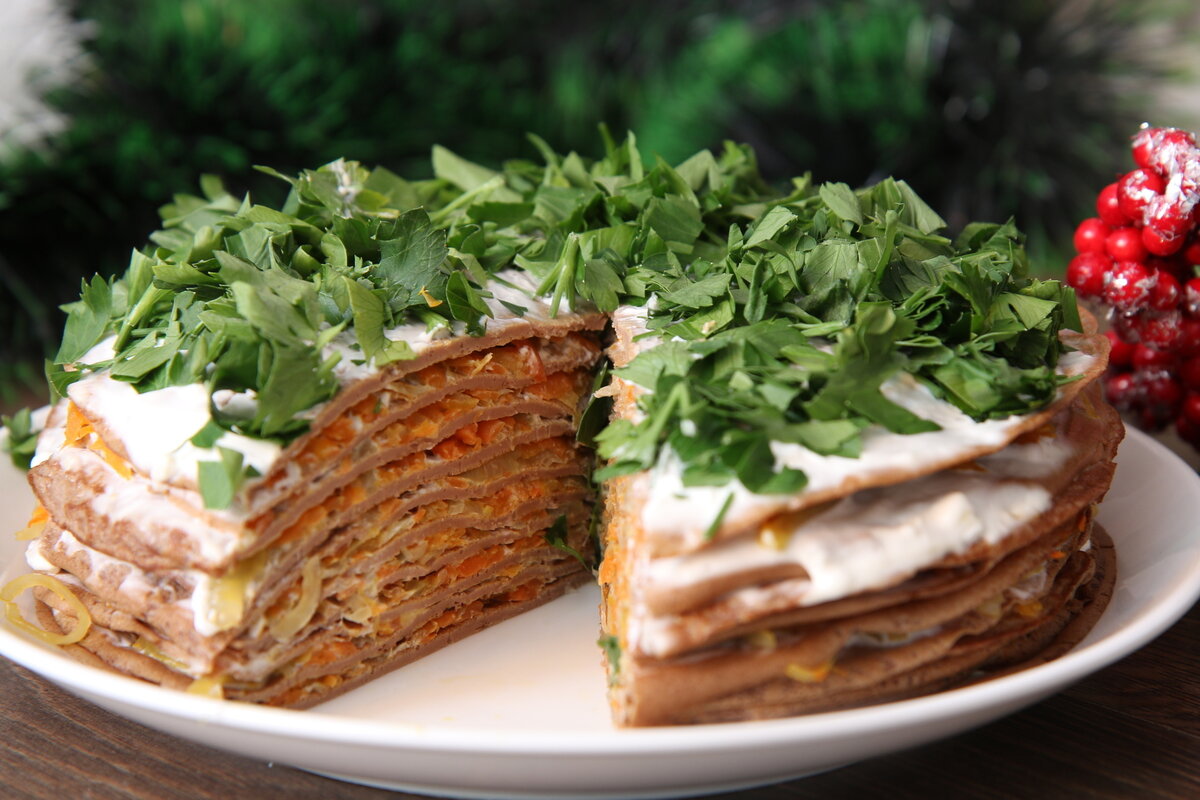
[3,142,1123,724]
[597,308,1120,725]
[21,268,606,706]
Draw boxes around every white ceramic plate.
[1,427,1198,800]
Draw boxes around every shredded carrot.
[62,402,133,478]
[449,549,505,580]
[504,581,539,604]
[91,437,133,479]
[1016,600,1044,619]
[455,422,482,447]
[344,484,367,505]
[515,341,547,382]
[1014,422,1057,445]
[432,438,470,461]
[275,505,328,546]
[528,371,574,401]
[63,402,92,447]
[476,418,505,445]
[598,554,618,584]
[308,639,359,667]
[27,505,49,526]
[324,417,356,444]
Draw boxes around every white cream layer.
[39,269,572,496]
[630,432,1075,658]
[47,445,247,566]
[26,523,256,646]
[67,377,282,487]
[636,351,1097,552]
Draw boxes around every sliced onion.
[268,557,323,641]
[196,552,266,633]
[785,660,834,684]
[14,521,46,542]
[132,636,190,672]
[757,499,838,551]
[186,676,226,699]
[1,573,91,645]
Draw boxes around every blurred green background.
[1,0,1198,405]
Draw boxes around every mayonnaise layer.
[637,353,1097,552]
[67,377,282,486]
[630,432,1075,657]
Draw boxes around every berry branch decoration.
[1067,125,1200,444]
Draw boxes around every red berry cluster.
[1066,125,1200,446]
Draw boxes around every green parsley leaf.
[445,270,492,335]
[1,408,40,470]
[544,514,590,569]
[818,182,864,226]
[197,446,245,510]
[598,634,622,680]
[343,277,416,367]
[55,275,113,364]
[190,420,225,448]
[375,208,448,306]
[645,196,703,252]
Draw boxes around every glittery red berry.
[1105,227,1148,262]
[1179,318,1200,357]
[1117,169,1165,220]
[1104,259,1153,309]
[1176,413,1200,447]
[1148,254,1190,282]
[1105,372,1137,409]
[1135,312,1183,351]
[1182,236,1200,266]
[1140,371,1184,429]
[1132,127,1163,171]
[1096,182,1130,227]
[1182,392,1200,427]
[1132,342,1176,369]
[1146,194,1194,233]
[1072,218,1110,254]
[1066,252,1109,298]
[1141,127,1198,175]
[1143,222,1187,256]
[1181,356,1200,390]
[1106,330,1136,368]
[1186,278,1200,316]
[1148,269,1182,310]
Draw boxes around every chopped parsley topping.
[35,130,1080,499]
[597,634,622,680]
[1,408,40,470]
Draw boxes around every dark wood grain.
[0,600,1195,800]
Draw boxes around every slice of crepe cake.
[597,307,1120,725]
[24,264,606,705]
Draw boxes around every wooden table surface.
[0,599,1194,800]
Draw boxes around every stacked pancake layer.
[597,310,1121,726]
[23,281,607,707]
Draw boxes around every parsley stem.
[871,209,900,288]
[703,492,735,541]
[548,233,580,318]
[114,286,170,352]
[429,175,505,224]
[415,308,450,336]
